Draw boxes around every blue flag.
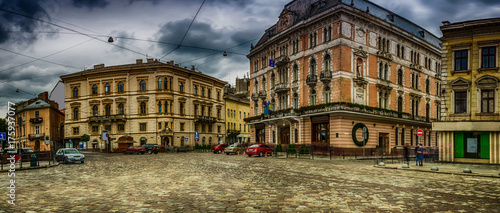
[264,101,269,115]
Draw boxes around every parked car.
[141,144,160,154]
[56,148,85,164]
[123,146,146,155]
[224,144,246,155]
[212,144,227,154]
[2,148,34,154]
[246,144,273,157]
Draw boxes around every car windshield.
[228,145,237,147]
[249,145,259,148]
[64,149,80,154]
[23,149,34,153]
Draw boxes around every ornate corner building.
[60,59,226,150]
[433,18,500,164]
[246,0,442,153]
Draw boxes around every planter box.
[298,154,312,159]
[276,152,288,158]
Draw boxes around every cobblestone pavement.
[1,153,500,212]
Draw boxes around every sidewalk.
[377,161,500,178]
[0,161,59,172]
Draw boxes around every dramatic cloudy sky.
[1,0,500,117]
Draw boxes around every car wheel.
[123,152,127,154]
[259,152,263,157]
[154,151,158,154]
[247,155,251,157]
[141,152,145,155]
[81,161,84,164]
[148,150,152,154]
[225,152,229,155]
[64,158,68,164]
[218,150,222,154]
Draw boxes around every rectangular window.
[481,90,495,113]
[118,124,125,131]
[410,129,414,146]
[455,91,467,114]
[180,123,185,131]
[35,111,39,118]
[218,126,221,133]
[401,128,405,146]
[35,125,40,134]
[454,50,468,71]
[158,122,162,129]
[395,127,399,146]
[482,47,496,68]
[140,123,146,131]
[73,127,79,135]
[105,125,111,131]
[92,126,99,132]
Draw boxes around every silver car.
[56,148,85,164]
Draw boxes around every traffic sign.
[269,59,275,67]
[102,130,108,141]
[0,132,5,140]
[416,129,423,137]
[194,131,199,139]
[185,137,188,141]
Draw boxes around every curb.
[374,165,500,178]
[0,162,60,172]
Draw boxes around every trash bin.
[30,154,37,167]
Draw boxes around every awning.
[237,133,250,138]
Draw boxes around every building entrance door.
[279,127,290,144]
[378,133,390,154]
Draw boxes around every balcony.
[227,129,241,135]
[251,93,259,101]
[30,117,43,124]
[274,83,289,93]
[376,50,393,61]
[88,114,127,123]
[29,133,45,140]
[306,75,318,86]
[410,63,423,72]
[258,90,267,99]
[320,70,332,83]
[275,55,290,67]
[195,115,217,123]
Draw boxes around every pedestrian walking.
[414,145,419,166]
[404,143,410,164]
[417,144,424,166]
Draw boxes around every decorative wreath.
[352,123,368,147]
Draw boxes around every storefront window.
[454,131,489,159]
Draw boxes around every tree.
[81,134,90,142]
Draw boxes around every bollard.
[342,150,345,159]
[265,152,267,157]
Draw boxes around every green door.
[454,131,464,158]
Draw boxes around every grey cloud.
[72,0,109,9]
[0,0,50,45]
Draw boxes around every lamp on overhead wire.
[108,37,114,43]
[223,51,227,56]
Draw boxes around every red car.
[212,144,227,154]
[246,144,273,157]
[123,146,146,154]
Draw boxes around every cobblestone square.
[1,153,500,212]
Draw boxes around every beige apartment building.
[60,59,226,150]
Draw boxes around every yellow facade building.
[14,92,65,151]
[433,18,500,164]
[224,94,250,144]
[60,59,226,150]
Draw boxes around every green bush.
[300,145,309,154]
[276,144,283,152]
[287,144,296,154]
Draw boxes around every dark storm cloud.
[72,0,109,9]
[0,0,50,45]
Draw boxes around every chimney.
[442,21,450,26]
[93,64,105,69]
[147,58,154,63]
[191,66,195,71]
[38,92,49,102]
[136,59,143,64]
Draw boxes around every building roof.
[254,0,441,50]
[22,99,51,110]
[440,17,500,31]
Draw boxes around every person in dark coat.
[417,144,424,166]
[404,143,410,164]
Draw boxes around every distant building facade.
[224,84,250,144]
[60,59,226,150]
[247,0,442,153]
[433,18,500,164]
[14,92,65,151]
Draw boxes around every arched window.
[105,83,110,93]
[105,104,111,116]
[254,103,259,116]
[397,44,400,57]
[118,103,124,115]
[92,84,98,95]
[164,77,168,90]
[158,78,162,90]
[262,77,266,91]
[93,105,98,116]
[118,82,124,92]
[324,86,331,103]
[310,89,317,105]
[384,64,388,80]
[398,97,403,112]
[293,93,299,109]
[310,59,316,74]
[179,82,184,92]
[401,46,405,59]
[397,69,403,85]
[379,62,383,79]
[73,107,79,119]
[271,73,275,88]
[324,54,331,71]
[73,87,79,98]
[208,89,211,98]
[194,85,198,95]
[271,99,276,111]
[201,87,205,96]
[293,64,299,81]
[165,101,169,114]
[140,80,146,91]
[158,102,162,113]
[140,102,146,114]
[426,78,430,93]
